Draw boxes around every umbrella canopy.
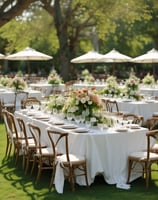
[132,48,158,63]
[5,47,53,60]
[100,49,132,63]
[5,47,53,75]
[71,50,107,63]
[0,53,5,59]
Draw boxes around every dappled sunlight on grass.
[1,122,158,199]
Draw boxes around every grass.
[0,121,158,200]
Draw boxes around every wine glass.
[85,120,91,129]
[67,113,73,122]
[74,115,81,124]
[33,103,40,111]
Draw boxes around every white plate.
[61,124,78,129]
[115,128,128,132]
[35,115,49,120]
[54,121,65,125]
[128,124,140,129]
[74,128,89,133]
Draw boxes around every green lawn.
[0,121,158,200]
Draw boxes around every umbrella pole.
[153,64,156,79]
[27,61,31,76]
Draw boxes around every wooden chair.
[2,109,15,158]
[47,128,89,192]
[122,113,144,126]
[102,99,123,116]
[146,117,158,153]
[28,123,54,183]
[2,110,25,164]
[126,129,158,189]
[1,93,16,114]
[16,117,35,173]
[23,97,41,110]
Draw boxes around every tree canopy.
[0,0,158,80]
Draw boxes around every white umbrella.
[100,49,132,62]
[0,53,5,59]
[5,47,53,60]
[71,50,107,63]
[5,47,53,74]
[132,48,158,63]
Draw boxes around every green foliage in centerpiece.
[125,75,141,100]
[48,69,63,85]
[81,69,95,83]
[0,75,12,87]
[9,76,27,90]
[142,73,155,85]
[46,94,65,112]
[101,76,121,97]
[62,88,113,126]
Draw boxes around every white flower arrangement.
[81,69,95,83]
[8,76,27,90]
[62,88,108,125]
[142,73,155,85]
[46,94,65,111]
[48,70,63,85]
[0,75,11,87]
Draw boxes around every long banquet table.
[15,110,148,193]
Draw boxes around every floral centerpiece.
[101,76,121,97]
[8,76,27,90]
[46,94,65,112]
[81,69,95,83]
[0,75,12,87]
[142,73,155,85]
[48,70,63,85]
[62,88,113,126]
[125,75,141,100]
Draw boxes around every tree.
[0,0,158,81]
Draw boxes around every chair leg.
[84,164,89,187]
[7,143,12,158]
[69,167,75,192]
[36,159,43,183]
[127,159,133,184]
[25,152,31,173]
[5,137,10,157]
[30,156,37,176]
[49,163,56,189]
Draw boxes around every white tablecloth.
[140,87,158,97]
[0,89,42,110]
[30,83,65,96]
[117,99,158,122]
[15,110,148,193]
[73,83,106,90]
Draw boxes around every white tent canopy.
[5,47,53,75]
[132,48,158,63]
[100,49,132,63]
[5,47,53,60]
[0,53,5,59]
[71,50,107,63]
